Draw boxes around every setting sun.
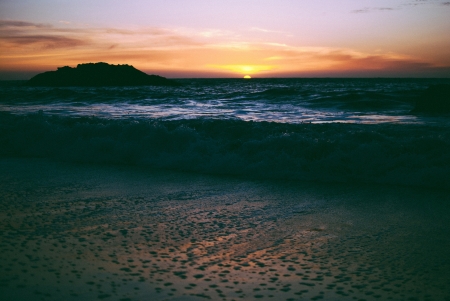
[1,1,450,301]
[0,0,449,79]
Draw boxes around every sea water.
[2,78,450,123]
[1,78,450,189]
[1,78,450,301]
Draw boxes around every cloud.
[352,0,450,13]
[250,27,286,34]
[198,29,232,38]
[351,7,395,13]
[1,35,87,49]
[0,20,89,50]
[0,20,52,28]
[403,0,450,6]
[240,45,444,76]
[331,54,434,71]
[104,27,170,36]
[0,19,202,52]
[1,19,448,78]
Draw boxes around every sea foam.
[1,112,449,189]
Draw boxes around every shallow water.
[1,112,449,189]
[1,79,450,189]
[1,158,449,301]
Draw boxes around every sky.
[1,0,450,79]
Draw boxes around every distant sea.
[1,78,450,189]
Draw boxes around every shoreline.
[1,158,449,301]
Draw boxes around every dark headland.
[26,62,180,87]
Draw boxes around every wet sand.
[1,158,449,301]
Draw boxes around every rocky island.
[26,62,180,87]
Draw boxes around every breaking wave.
[1,112,449,189]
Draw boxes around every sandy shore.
[1,158,449,301]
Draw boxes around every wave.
[253,87,300,98]
[1,112,449,189]
[0,78,440,107]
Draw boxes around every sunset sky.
[1,0,450,79]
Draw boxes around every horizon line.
[2,77,450,81]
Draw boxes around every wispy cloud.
[0,19,448,77]
[0,19,203,52]
[352,0,450,13]
[250,27,285,34]
[0,20,52,28]
[1,35,87,49]
[198,29,233,38]
[403,0,444,6]
[247,45,442,75]
[402,0,450,7]
[351,7,395,13]
[0,20,89,49]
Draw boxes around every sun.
[243,75,252,79]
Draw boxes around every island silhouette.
[26,62,180,87]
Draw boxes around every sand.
[1,158,449,301]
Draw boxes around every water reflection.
[0,101,432,125]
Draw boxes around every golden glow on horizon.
[0,13,449,79]
[1,36,447,78]
[244,75,251,79]
[210,64,275,75]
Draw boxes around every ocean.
[1,78,450,188]
[1,78,450,301]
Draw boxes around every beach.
[1,157,449,301]
[3,0,450,299]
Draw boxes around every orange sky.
[1,0,450,79]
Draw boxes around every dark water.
[1,79,450,301]
[1,78,449,189]
[2,78,450,123]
